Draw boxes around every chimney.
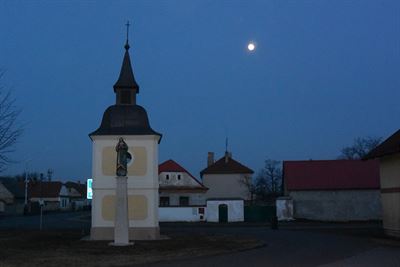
[207,152,214,167]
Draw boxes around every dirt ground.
[0,230,263,267]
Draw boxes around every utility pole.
[39,173,44,230]
[24,171,28,205]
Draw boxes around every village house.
[201,151,254,201]
[365,129,400,237]
[158,159,208,207]
[283,159,382,221]
[28,181,69,212]
[201,151,254,222]
[65,181,90,210]
[0,178,25,215]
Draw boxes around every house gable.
[158,159,208,192]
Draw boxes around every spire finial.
[125,20,130,50]
[225,137,228,152]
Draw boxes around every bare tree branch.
[339,136,382,159]
[0,70,23,172]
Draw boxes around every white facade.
[159,207,205,222]
[206,200,244,222]
[276,197,294,221]
[158,161,208,206]
[203,173,251,201]
[90,135,160,240]
[289,190,382,221]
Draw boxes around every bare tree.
[254,159,282,202]
[0,71,22,172]
[339,136,382,160]
[239,175,256,204]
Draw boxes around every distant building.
[283,160,381,221]
[28,181,69,211]
[0,178,25,215]
[158,159,208,207]
[65,181,90,210]
[365,129,400,237]
[201,151,254,201]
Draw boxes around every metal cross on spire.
[124,20,130,50]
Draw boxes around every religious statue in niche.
[116,137,129,177]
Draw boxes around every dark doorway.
[218,204,228,223]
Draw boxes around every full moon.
[247,42,255,51]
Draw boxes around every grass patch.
[0,230,263,267]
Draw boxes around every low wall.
[159,207,205,222]
[206,200,244,222]
[289,190,382,221]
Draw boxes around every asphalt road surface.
[1,212,399,266]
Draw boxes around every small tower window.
[166,174,169,180]
[177,174,181,180]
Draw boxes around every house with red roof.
[283,159,381,221]
[28,181,69,211]
[158,159,208,207]
[365,129,400,237]
[65,181,90,210]
[201,151,254,201]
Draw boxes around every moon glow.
[247,42,255,51]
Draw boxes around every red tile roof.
[284,160,380,191]
[200,155,254,177]
[365,129,400,159]
[159,159,207,189]
[27,181,65,198]
[65,182,86,196]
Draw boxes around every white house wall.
[159,207,204,222]
[159,172,199,187]
[159,192,206,206]
[203,173,250,200]
[289,190,382,221]
[91,135,160,240]
[206,200,244,222]
[379,154,400,237]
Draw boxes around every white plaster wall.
[92,188,158,228]
[380,154,400,189]
[91,135,159,229]
[159,172,199,187]
[203,174,251,200]
[159,192,206,206]
[206,200,244,222]
[380,155,400,237]
[289,190,382,221]
[159,207,205,222]
[276,197,294,221]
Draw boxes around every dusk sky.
[0,1,399,181]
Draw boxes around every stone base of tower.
[90,226,160,240]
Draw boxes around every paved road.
[1,213,399,266]
[150,223,400,267]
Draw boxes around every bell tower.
[89,22,162,240]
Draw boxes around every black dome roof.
[89,105,162,141]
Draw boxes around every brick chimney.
[207,152,214,167]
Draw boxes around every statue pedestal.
[110,176,133,246]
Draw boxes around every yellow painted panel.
[102,146,147,176]
[128,147,147,176]
[101,195,148,221]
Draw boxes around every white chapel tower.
[89,31,162,240]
